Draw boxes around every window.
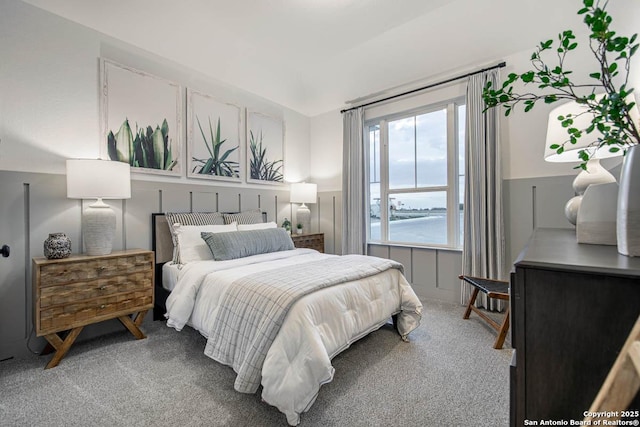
[367,99,465,248]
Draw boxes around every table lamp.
[544,98,620,225]
[66,159,131,255]
[290,182,317,234]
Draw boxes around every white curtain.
[341,107,366,255]
[461,70,506,310]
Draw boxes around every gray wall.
[0,169,580,361]
[321,174,578,307]
[0,170,295,360]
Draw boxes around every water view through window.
[368,102,465,247]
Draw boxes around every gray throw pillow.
[202,228,294,261]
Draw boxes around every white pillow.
[237,221,278,231]
[174,222,237,263]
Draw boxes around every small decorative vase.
[617,145,640,256]
[44,233,72,259]
[296,228,303,235]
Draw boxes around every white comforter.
[165,249,423,425]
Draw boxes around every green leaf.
[112,119,133,164]
[152,126,164,169]
[521,71,535,83]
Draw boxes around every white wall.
[309,0,640,184]
[0,0,315,360]
[0,0,311,184]
[306,2,640,292]
[309,110,342,192]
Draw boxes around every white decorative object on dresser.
[32,249,154,369]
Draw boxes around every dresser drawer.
[39,271,153,308]
[38,253,153,287]
[39,289,153,332]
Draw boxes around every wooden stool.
[459,275,510,349]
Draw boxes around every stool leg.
[463,287,480,320]
[493,307,510,349]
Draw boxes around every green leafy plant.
[483,0,639,169]
[107,118,176,170]
[192,116,239,177]
[249,130,283,182]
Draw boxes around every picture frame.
[99,58,182,176]
[246,110,285,185]
[186,89,242,182]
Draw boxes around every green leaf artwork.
[191,116,239,177]
[107,118,176,170]
[249,130,283,182]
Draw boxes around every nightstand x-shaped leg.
[42,310,149,369]
[43,327,83,369]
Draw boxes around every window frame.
[365,96,465,249]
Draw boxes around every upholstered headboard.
[152,213,174,265]
[150,211,267,320]
[151,211,269,266]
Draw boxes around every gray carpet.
[0,300,512,426]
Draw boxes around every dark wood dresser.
[511,228,640,425]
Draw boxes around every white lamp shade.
[66,159,131,199]
[544,95,639,163]
[290,182,317,204]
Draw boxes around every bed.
[152,211,423,425]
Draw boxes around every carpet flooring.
[0,300,512,426]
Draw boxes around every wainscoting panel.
[0,170,305,360]
[409,248,438,301]
[367,245,389,259]
[317,191,342,255]
[436,250,463,296]
[192,190,219,212]
[389,246,412,283]
[126,185,161,252]
[159,182,192,213]
[364,244,462,304]
[0,172,28,361]
[503,175,574,265]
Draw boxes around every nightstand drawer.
[291,233,324,253]
[39,253,152,287]
[39,271,153,308]
[39,290,153,332]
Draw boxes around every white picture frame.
[246,110,285,185]
[100,58,182,176]
[187,89,242,182]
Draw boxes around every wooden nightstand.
[291,233,324,253]
[32,249,154,369]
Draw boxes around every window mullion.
[380,119,389,243]
[446,103,457,246]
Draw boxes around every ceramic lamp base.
[83,199,116,256]
[296,204,311,234]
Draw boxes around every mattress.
[162,262,180,291]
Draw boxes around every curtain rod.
[340,61,506,114]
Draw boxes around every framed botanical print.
[100,58,182,176]
[186,89,242,182]
[246,110,285,185]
